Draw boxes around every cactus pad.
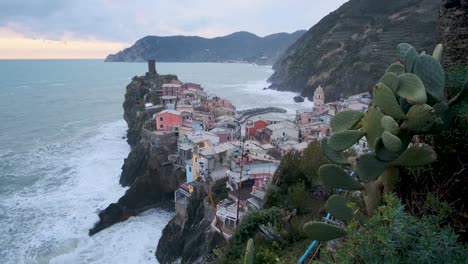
[303,221,347,241]
[397,73,427,104]
[394,143,437,167]
[330,110,364,132]
[381,115,399,135]
[405,47,419,73]
[413,54,445,102]
[401,104,443,133]
[319,164,363,190]
[356,154,389,182]
[244,238,254,264]
[386,63,405,76]
[432,44,443,62]
[321,138,350,165]
[381,131,402,152]
[379,72,399,92]
[397,43,414,64]
[328,130,366,152]
[375,137,400,161]
[325,194,353,222]
[373,83,405,119]
[362,107,385,149]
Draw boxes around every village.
[141,60,371,238]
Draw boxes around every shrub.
[320,194,468,263]
[288,181,307,212]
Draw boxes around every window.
[160,117,163,121]
[160,124,163,129]
[189,167,192,172]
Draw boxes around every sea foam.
[0,120,172,264]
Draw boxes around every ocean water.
[0,60,312,264]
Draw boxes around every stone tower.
[148,59,157,74]
[313,85,325,111]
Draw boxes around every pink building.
[156,109,182,131]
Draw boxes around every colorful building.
[156,109,182,131]
[246,120,268,140]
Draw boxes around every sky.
[0,0,348,59]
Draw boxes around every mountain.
[105,30,306,65]
[268,0,440,102]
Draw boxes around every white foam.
[0,120,172,264]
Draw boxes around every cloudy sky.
[0,0,348,59]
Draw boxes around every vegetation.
[265,141,329,209]
[320,194,468,264]
[212,43,468,263]
[211,177,229,204]
[304,43,468,242]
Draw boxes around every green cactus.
[328,130,366,152]
[397,73,427,104]
[405,47,419,73]
[397,43,413,63]
[379,72,399,92]
[303,221,347,241]
[381,131,402,152]
[319,164,363,190]
[375,137,400,161]
[393,144,437,167]
[413,54,445,102]
[381,116,399,135]
[306,42,466,241]
[401,104,443,133]
[362,107,385,148]
[373,83,405,119]
[330,110,364,132]
[356,154,388,183]
[321,138,350,165]
[432,43,443,62]
[325,194,353,222]
[386,63,405,76]
[244,238,255,264]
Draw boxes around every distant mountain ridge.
[105,30,306,65]
[268,0,440,101]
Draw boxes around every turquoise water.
[0,60,312,263]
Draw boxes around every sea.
[0,60,313,264]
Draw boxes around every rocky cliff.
[156,183,224,264]
[89,72,185,235]
[268,0,440,102]
[437,0,468,69]
[105,31,306,65]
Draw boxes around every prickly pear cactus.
[303,43,468,242]
[244,238,255,264]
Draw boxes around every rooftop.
[159,109,181,115]
[162,83,181,88]
[266,121,297,131]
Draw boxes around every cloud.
[0,0,348,42]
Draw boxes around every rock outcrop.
[105,31,306,65]
[268,0,440,102]
[437,0,468,69]
[156,183,224,264]
[89,72,185,235]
